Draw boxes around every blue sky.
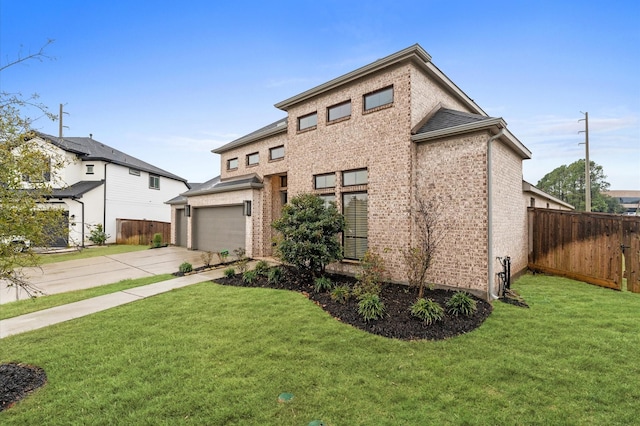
[1,0,638,190]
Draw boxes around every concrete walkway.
[0,267,229,339]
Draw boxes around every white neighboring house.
[25,132,189,246]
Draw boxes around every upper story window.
[22,157,51,183]
[364,86,393,111]
[269,146,285,161]
[149,174,160,190]
[327,100,351,122]
[342,169,368,186]
[314,173,336,189]
[86,164,94,174]
[319,194,336,209]
[297,112,317,131]
[246,152,259,166]
[129,168,141,176]
[227,158,239,170]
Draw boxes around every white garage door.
[175,208,187,247]
[193,205,245,253]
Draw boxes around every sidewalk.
[0,268,228,339]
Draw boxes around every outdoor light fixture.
[185,205,191,217]
[243,200,252,216]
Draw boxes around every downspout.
[103,163,108,234]
[487,129,504,300]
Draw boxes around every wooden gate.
[528,208,640,293]
[116,219,171,245]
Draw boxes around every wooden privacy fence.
[528,208,639,293]
[116,219,171,245]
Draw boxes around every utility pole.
[58,103,69,139]
[579,112,591,212]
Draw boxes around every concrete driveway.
[0,246,207,304]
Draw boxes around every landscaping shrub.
[410,298,444,324]
[178,262,193,274]
[223,267,236,278]
[254,260,270,276]
[216,250,229,264]
[88,224,109,246]
[152,233,163,248]
[272,193,345,275]
[446,291,477,317]
[314,276,332,293]
[201,251,214,267]
[330,284,351,304]
[267,266,283,284]
[242,269,258,284]
[358,293,385,321]
[233,247,249,273]
[355,250,386,298]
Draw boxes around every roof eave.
[274,44,431,111]
[411,118,532,159]
[523,181,575,209]
[185,182,264,197]
[213,125,287,154]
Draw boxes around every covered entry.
[192,205,245,253]
[175,208,188,247]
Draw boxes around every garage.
[192,205,245,253]
[175,208,187,247]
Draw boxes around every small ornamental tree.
[272,193,345,276]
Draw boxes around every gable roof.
[415,108,492,134]
[35,132,187,182]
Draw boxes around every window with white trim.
[149,174,160,189]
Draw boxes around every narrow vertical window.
[343,192,368,260]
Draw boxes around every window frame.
[342,169,368,187]
[149,174,160,190]
[227,157,239,170]
[297,111,318,131]
[269,145,285,161]
[342,191,368,260]
[327,100,352,122]
[314,173,336,189]
[129,168,141,176]
[246,152,259,166]
[86,164,94,175]
[363,86,394,112]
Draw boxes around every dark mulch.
[214,266,493,341]
[0,363,47,412]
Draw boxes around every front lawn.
[1,274,638,424]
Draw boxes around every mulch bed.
[214,265,493,341]
[0,363,47,412]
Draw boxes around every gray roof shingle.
[416,108,493,135]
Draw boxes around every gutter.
[487,129,504,300]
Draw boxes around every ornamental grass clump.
[446,291,477,317]
[410,298,444,325]
[358,293,385,321]
[330,285,351,304]
[267,266,283,284]
[314,276,332,293]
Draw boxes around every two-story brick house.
[26,132,189,246]
[171,44,563,299]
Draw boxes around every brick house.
[170,44,566,299]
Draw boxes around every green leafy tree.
[272,193,345,276]
[1,41,67,298]
[536,159,624,213]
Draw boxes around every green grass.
[0,274,174,320]
[1,274,638,425]
[37,244,149,265]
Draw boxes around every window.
[246,152,259,166]
[298,112,317,131]
[227,158,239,170]
[129,168,140,176]
[22,158,51,182]
[319,194,336,209]
[342,169,368,186]
[86,164,94,174]
[149,174,160,189]
[280,175,288,188]
[364,86,393,111]
[343,192,368,260]
[327,101,351,122]
[314,173,336,189]
[270,146,285,160]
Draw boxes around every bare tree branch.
[0,39,55,73]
